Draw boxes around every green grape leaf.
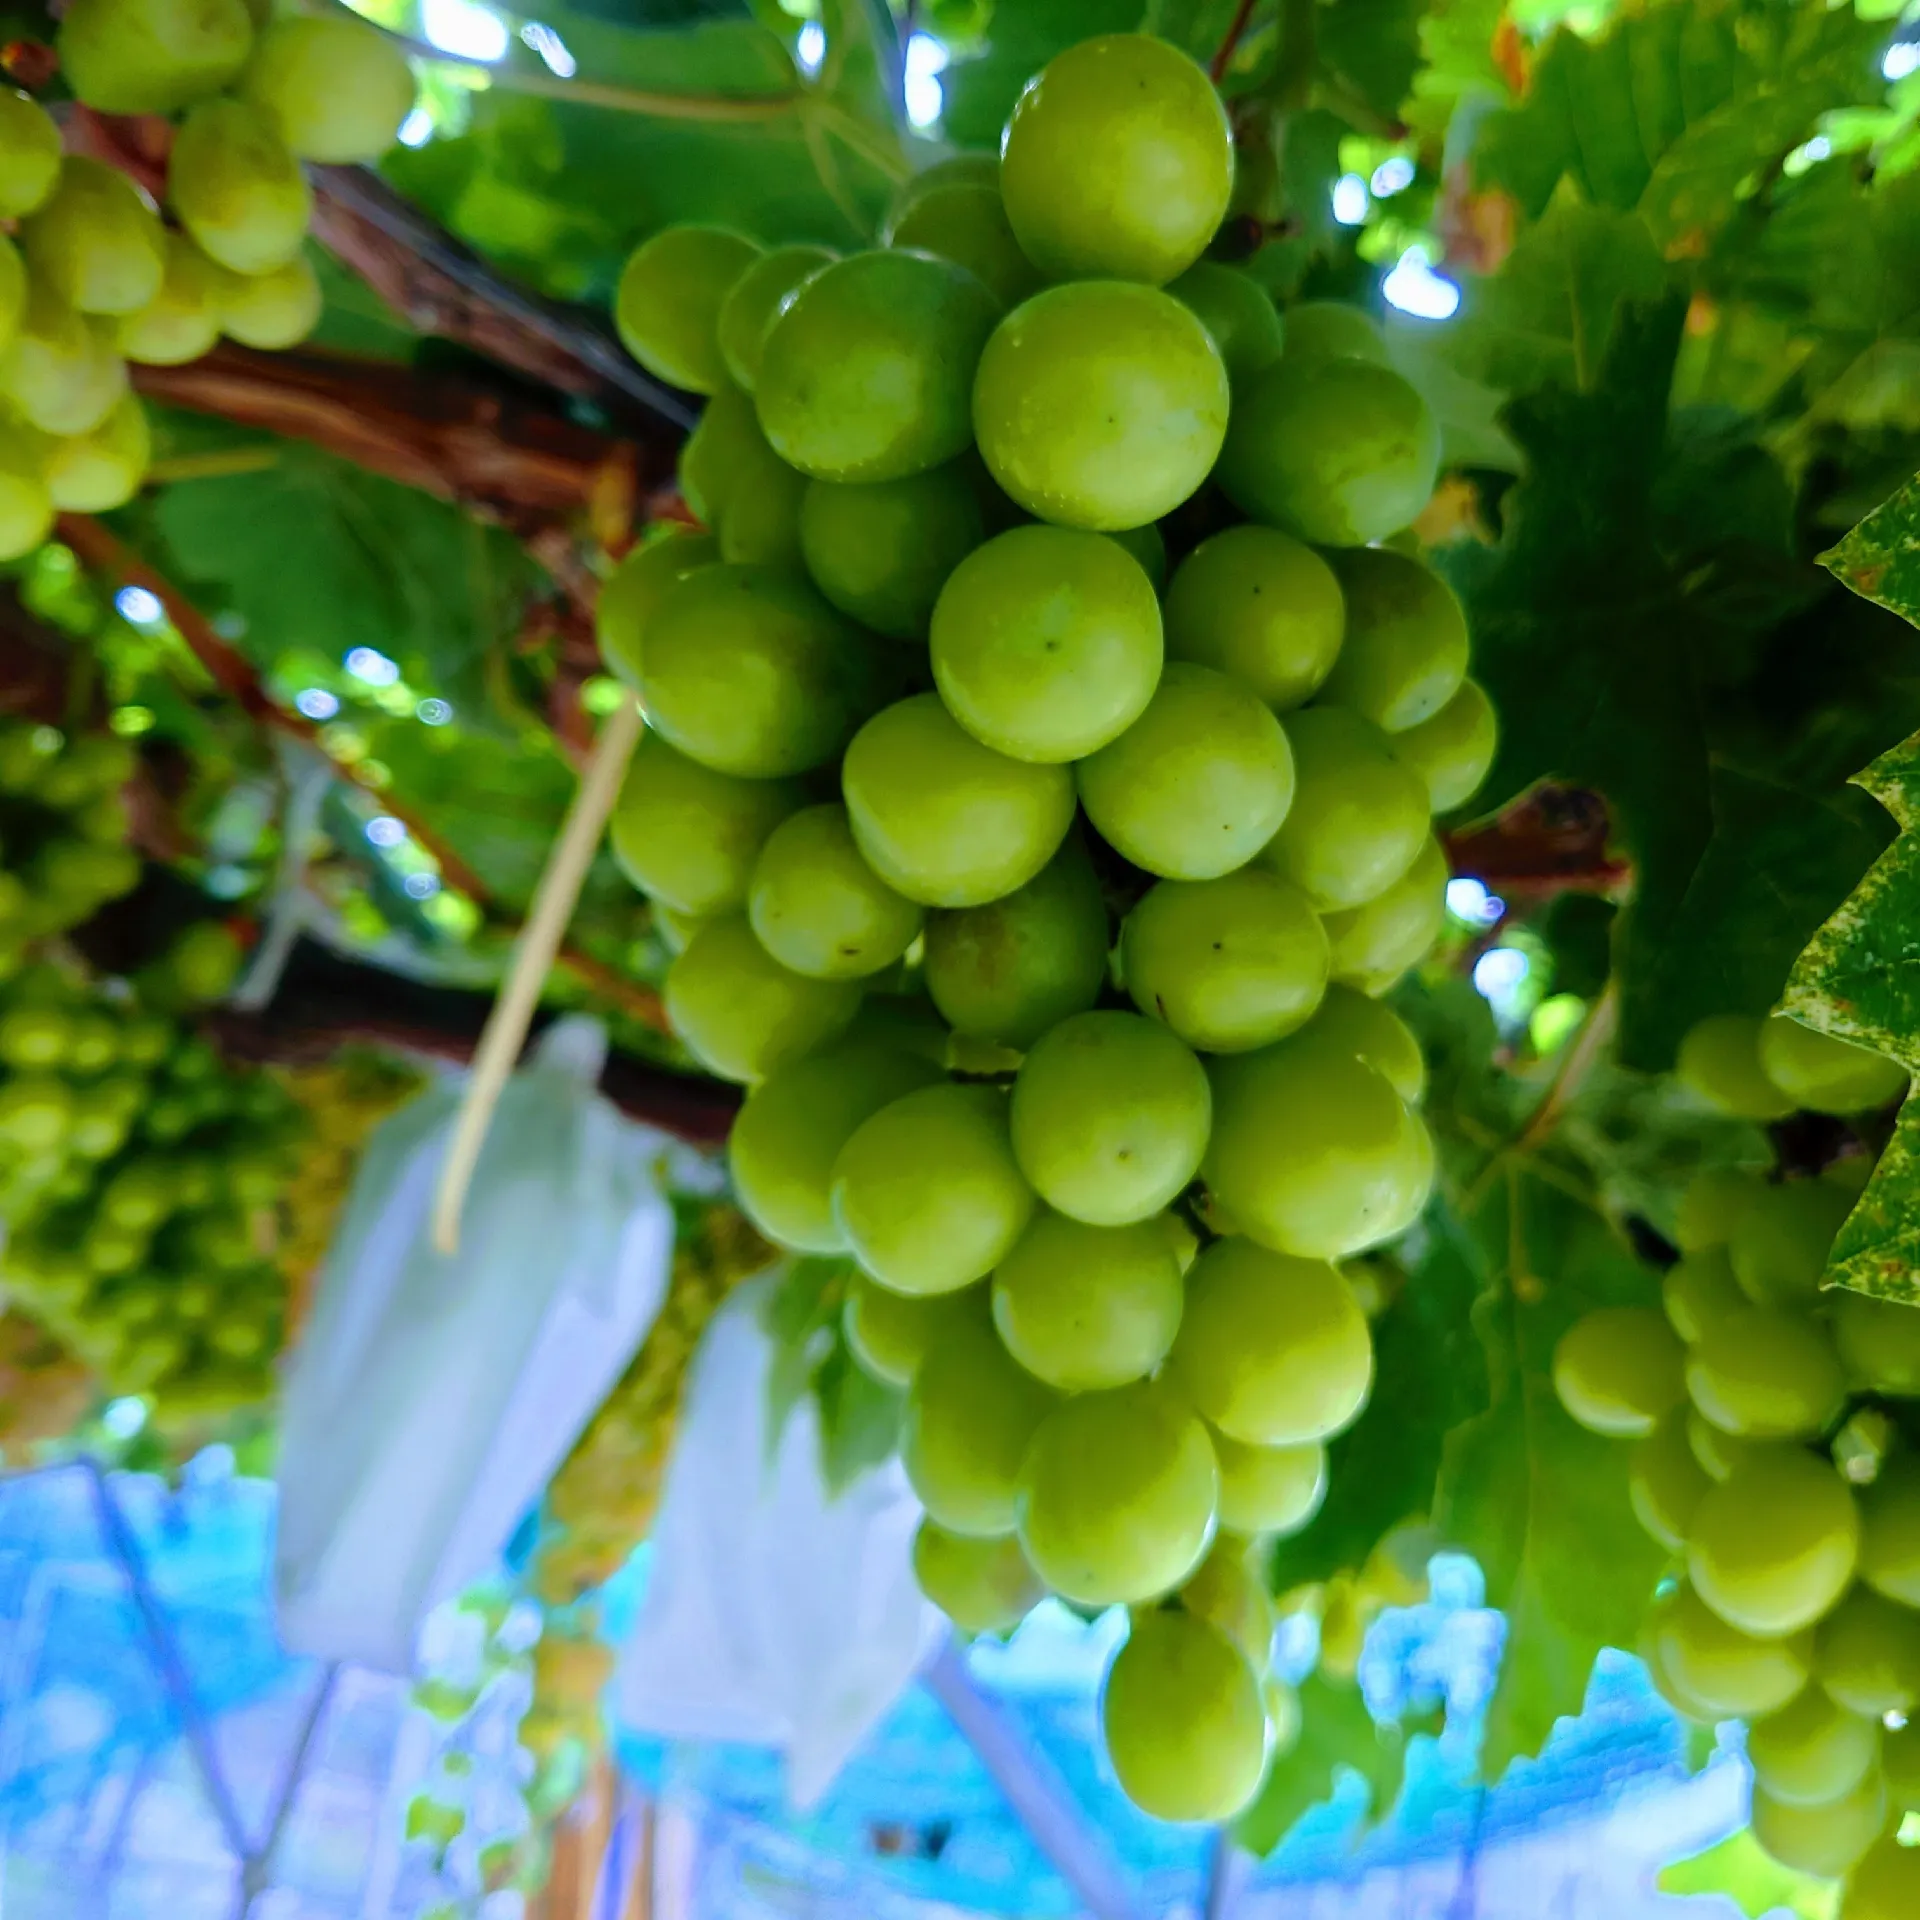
[1657,1828,1842,1920]
[814,1337,904,1494]
[759,1255,849,1456]
[1822,471,1920,632]
[1319,0,1427,121]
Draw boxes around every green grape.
[1750,1686,1880,1808]
[615,225,760,396]
[1101,1610,1269,1823]
[1653,1583,1810,1716]
[1760,1014,1907,1115]
[1687,1447,1858,1637]
[1751,1774,1890,1881]
[930,525,1163,762]
[1162,525,1345,713]
[1552,1306,1685,1438]
[168,101,312,275]
[1295,985,1426,1106]
[1318,549,1470,735]
[922,838,1109,1049]
[1843,1838,1920,1920]
[662,915,860,1084]
[1180,1537,1276,1670]
[58,0,253,114]
[46,393,151,513]
[903,1310,1054,1534]
[833,1081,1035,1294]
[912,1518,1044,1633]
[1684,1307,1844,1440]
[676,384,761,526]
[1676,1166,1766,1253]
[0,1078,73,1154]
[999,34,1231,285]
[1676,1014,1794,1120]
[729,1042,941,1252]
[716,244,834,393]
[842,694,1075,908]
[887,156,1002,226]
[1860,1455,1920,1607]
[748,803,924,980]
[1836,1293,1920,1398]
[20,159,165,318]
[1629,1406,1712,1550]
[1211,1431,1327,1537]
[757,251,1001,482]
[1281,301,1389,368]
[238,17,416,163]
[885,184,1041,308]
[0,432,51,564]
[1389,679,1498,813]
[1108,521,1167,590]
[640,564,876,778]
[1262,707,1430,913]
[2,284,128,435]
[1009,1011,1211,1226]
[0,92,61,221]
[116,232,222,367]
[1167,263,1285,383]
[1077,663,1294,881]
[1662,1245,1747,1344]
[0,1005,71,1070]
[1320,836,1447,993]
[1204,1033,1432,1258]
[990,1209,1184,1391]
[973,282,1229,530]
[1120,867,1329,1054]
[1887,1721,1920,1809]
[845,1275,975,1387]
[800,463,983,642]
[1016,1381,1217,1604]
[1217,357,1440,548]
[596,529,720,689]
[1728,1179,1852,1306]
[217,252,321,350]
[1171,1237,1373,1445]
[1816,1586,1920,1716]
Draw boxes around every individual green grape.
[922,838,1109,1048]
[845,1275,976,1387]
[1688,1408,1766,1482]
[1281,301,1388,368]
[1844,1838,1920,1919]
[716,244,835,393]
[1211,1431,1327,1537]
[748,803,924,980]
[0,1076,73,1153]
[841,990,950,1063]
[1728,1179,1853,1307]
[1836,1293,1920,1398]
[0,432,52,564]
[596,529,720,689]
[800,463,983,642]
[59,0,254,115]
[1887,1721,1920,1809]
[1629,1406,1713,1550]
[1662,1245,1747,1344]
[20,159,165,318]
[0,92,61,221]
[703,404,807,571]
[1016,1380,1217,1604]
[1204,1033,1432,1258]
[1108,521,1168,591]
[1262,707,1431,913]
[216,252,321,350]
[615,225,760,396]
[676,383,760,527]
[1162,525,1345,713]
[1389,680,1498,813]
[757,251,1001,481]
[115,232,222,367]
[1676,1167,1766,1253]
[1860,1455,1920,1607]
[1320,836,1447,993]
[842,694,1075,908]
[931,524,1162,762]
[1641,1618,1720,1723]
[1676,1014,1794,1120]
[1167,263,1285,382]
[1684,1307,1845,1440]
[885,183,1040,308]
[1009,1011,1211,1226]
[999,35,1231,285]
[1687,1447,1858,1637]
[1760,1014,1907,1115]
[1171,1237,1373,1445]
[1552,1306,1686,1438]
[1318,549,1470,734]
[887,155,1003,226]
[238,17,417,163]
[169,101,312,275]
[663,915,861,1083]
[1750,1686,1880,1808]
[903,1309,1055,1534]
[46,393,151,513]
[640,564,876,778]
[1218,357,1440,548]
[1120,867,1328,1054]
[1653,1583,1811,1716]
[990,1209,1184,1391]
[1816,1585,1920,1716]
[833,1081,1035,1294]
[912,1517,1044,1633]
[1295,984,1427,1106]
[2,284,128,435]
[1077,663,1294,881]
[1180,1537,1276,1671]
[973,282,1229,530]
[1102,1609,1268,1822]
[729,1042,941,1253]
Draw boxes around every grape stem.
[1209,0,1262,83]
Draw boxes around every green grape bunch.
[597,29,1497,1826]
[0,719,141,955]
